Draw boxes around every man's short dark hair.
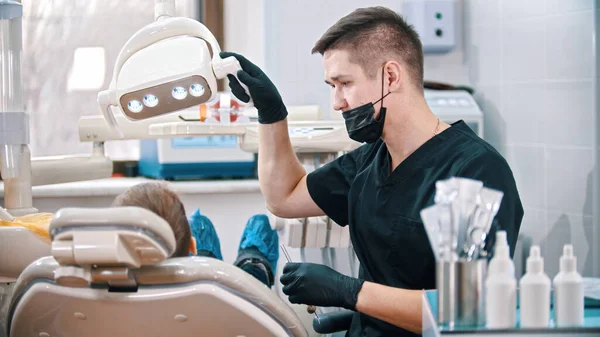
[312,6,424,88]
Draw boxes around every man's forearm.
[355,281,423,334]
[258,119,306,214]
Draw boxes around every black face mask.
[342,67,391,143]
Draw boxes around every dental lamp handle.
[213,56,254,106]
[230,71,253,106]
[97,91,124,139]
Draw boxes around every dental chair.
[5,207,308,337]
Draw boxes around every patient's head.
[112,182,193,257]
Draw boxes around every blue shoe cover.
[188,209,223,260]
[238,214,279,275]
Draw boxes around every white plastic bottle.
[553,244,584,327]
[519,246,551,328]
[485,230,517,328]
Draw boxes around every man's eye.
[341,82,350,86]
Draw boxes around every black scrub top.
[306,120,524,337]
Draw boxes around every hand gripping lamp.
[97,14,251,138]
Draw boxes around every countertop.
[422,290,600,336]
[0,177,262,198]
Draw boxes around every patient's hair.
[112,182,191,258]
[311,6,424,88]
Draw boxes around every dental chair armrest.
[312,309,354,334]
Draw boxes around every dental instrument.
[281,244,321,324]
[426,177,503,262]
[464,187,503,260]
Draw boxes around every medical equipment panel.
[138,96,256,180]
[138,135,256,180]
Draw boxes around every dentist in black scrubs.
[221,6,523,337]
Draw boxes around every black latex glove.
[219,52,288,124]
[280,262,365,310]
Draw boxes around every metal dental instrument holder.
[436,259,487,329]
[421,178,501,329]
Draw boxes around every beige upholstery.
[0,227,50,281]
[8,256,308,337]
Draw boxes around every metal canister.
[436,259,487,328]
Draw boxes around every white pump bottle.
[553,244,584,327]
[519,245,551,328]
[485,230,516,328]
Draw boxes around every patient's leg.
[236,247,273,286]
[188,209,223,260]
[233,214,279,288]
[196,250,218,258]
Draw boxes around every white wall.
[224,0,266,71]
[464,0,598,278]
[224,0,600,277]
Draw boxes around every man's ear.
[189,236,197,255]
[385,61,403,92]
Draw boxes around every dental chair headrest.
[48,207,176,287]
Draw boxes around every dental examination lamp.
[85,0,357,152]
[97,5,251,139]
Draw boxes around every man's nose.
[332,92,348,112]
